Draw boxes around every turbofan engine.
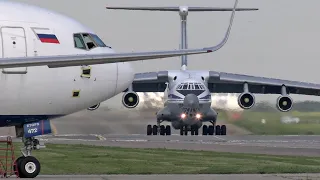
[122,91,139,108]
[276,95,293,112]
[237,92,255,109]
[87,103,100,111]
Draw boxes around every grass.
[6,143,320,175]
[223,110,320,135]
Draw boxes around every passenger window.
[73,34,86,49]
[195,85,199,90]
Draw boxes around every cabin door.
[1,27,27,74]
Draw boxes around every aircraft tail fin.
[106,1,258,70]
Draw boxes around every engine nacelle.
[276,95,293,112]
[87,103,100,111]
[237,92,255,109]
[122,91,139,108]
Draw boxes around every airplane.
[0,0,245,178]
[112,2,320,137]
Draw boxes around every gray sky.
[11,0,320,107]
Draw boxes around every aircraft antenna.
[179,6,188,71]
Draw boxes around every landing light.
[181,113,186,119]
[196,113,201,119]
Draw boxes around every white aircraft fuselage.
[0,1,134,127]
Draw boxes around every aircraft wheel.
[215,125,221,135]
[184,126,188,136]
[165,125,171,135]
[160,125,165,136]
[147,125,152,135]
[13,156,25,176]
[202,125,208,135]
[180,127,184,136]
[194,126,199,136]
[221,125,227,135]
[152,125,158,135]
[191,126,195,136]
[18,156,41,178]
[208,125,214,135]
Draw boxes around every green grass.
[6,143,320,174]
[223,110,320,135]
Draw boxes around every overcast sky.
[10,0,320,107]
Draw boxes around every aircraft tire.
[152,125,158,135]
[13,156,25,177]
[202,125,208,135]
[208,125,214,135]
[180,127,184,136]
[147,125,152,135]
[215,125,221,135]
[221,125,227,135]
[194,126,199,136]
[18,156,41,178]
[160,125,165,136]
[165,125,171,135]
[184,126,188,136]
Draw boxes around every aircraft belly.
[0,63,117,118]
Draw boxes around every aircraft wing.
[0,48,214,69]
[207,71,320,96]
[125,71,169,92]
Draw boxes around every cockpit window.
[90,33,107,47]
[176,82,206,96]
[74,34,86,49]
[73,33,110,50]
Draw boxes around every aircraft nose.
[115,62,135,95]
[183,94,199,108]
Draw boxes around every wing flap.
[208,71,320,96]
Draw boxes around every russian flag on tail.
[36,33,60,44]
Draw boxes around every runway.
[36,134,320,157]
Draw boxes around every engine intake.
[238,92,255,109]
[87,103,100,111]
[122,91,139,108]
[276,95,293,112]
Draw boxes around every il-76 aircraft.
[115,2,320,137]
[0,0,246,178]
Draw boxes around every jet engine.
[87,103,100,111]
[122,91,139,108]
[237,92,255,109]
[276,95,293,112]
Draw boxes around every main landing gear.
[202,121,227,136]
[147,120,171,135]
[14,136,41,178]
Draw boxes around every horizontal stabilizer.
[106,6,258,12]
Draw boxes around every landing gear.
[202,121,227,136]
[147,120,171,136]
[14,136,41,178]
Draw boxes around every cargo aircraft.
[0,0,243,178]
[113,2,320,137]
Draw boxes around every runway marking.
[92,134,107,141]
[212,136,226,141]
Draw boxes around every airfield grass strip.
[9,143,320,174]
[223,110,320,135]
